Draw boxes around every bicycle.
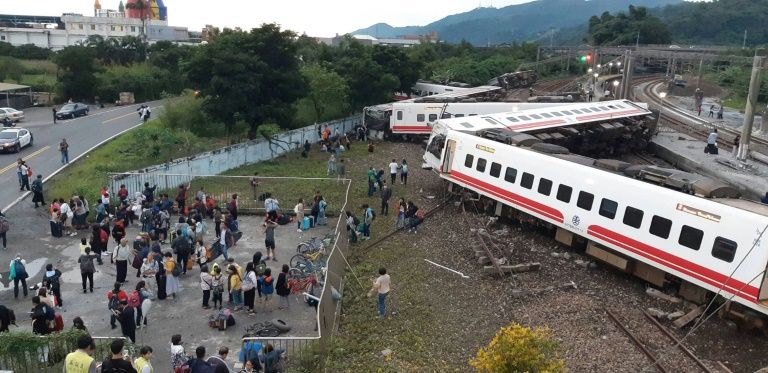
[290,250,325,268]
[287,272,318,295]
[296,234,334,254]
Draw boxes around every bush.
[158,93,223,137]
[470,323,565,373]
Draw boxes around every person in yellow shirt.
[133,345,154,373]
[65,335,97,373]
[229,265,243,310]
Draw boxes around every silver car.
[0,107,24,122]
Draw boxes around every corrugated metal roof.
[0,83,30,92]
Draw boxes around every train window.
[490,162,501,178]
[460,122,473,128]
[599,199,618,219]
[576,191,594,210]
[615,104,625,108]
[678,225,703,251]
[581,108,592,112]
[561,111,572,115]
[556,185,572,202]
[429,114,438,122]
[417,114,425,122]
[623,206,644,228]
[538,178,553,196]
[712,237,737,263]
[599,106,609,111]
[552,112,563,117]
[649,215,672,239]
[521,172,534,189]
[519,115,531,120]
[541,113,552,118]
[396,111,403,120]
[504,167,517,183]
[530,114,542,119]
[455,114,465,118]
[608,105,616,109]
[476,158,487,173]
[484,118,501,125]
[442,113,452,119]
[469,114,477,116]
[572,109,583,114]
[464,154,474,168]
[507,117,520,122]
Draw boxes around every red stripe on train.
[587,225,759,302]
[448,171,564,223]
[507,119,566,130]
[575,109,645,121]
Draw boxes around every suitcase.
[53,312,64,332]
[232,231,243,243]
[156,273,167,300]
[302,217,311,230]
[50,220,63,237]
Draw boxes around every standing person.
[213,207,223,239]
[189,346,213,372]
[133,346,154,373]
[170,334,188,372]
[366,167,376,197]
[336,158,346,182]
[113,238,130,283]
[142,182,157,204]
[388,159,398,184]
[60,198,76,236]
[380,183,391,216]
[697,105,702,116]
[172,230,191,275]
[52,107,57,124]
[31,174,45,208]
[345,211,358,244]
[400,159,408,185]
[64,335,97,373]
[200,264,213,309]
[717,105,724,119]
[175,184,189,214]
[327,153,336,175]
[276,264,290,310]
[9,254,28,299]
[130,281,151,328]
[30,296,51,335]
[261,344,286,373]
[229,265,243,310]
[242,262,258,315]
[228,194,239,227]
[0,211,7,250]
[264,217,278,261]
[100,339,137,373]
[211,265,224,310]
[361,204,374,240]
[142,106,151,123]
[15,159,23,190]
[706,128,719,154]
[258,268,274,311]
[43,263,64,308]
[78,247,97,293]
[117,184,129,204]
[316,196,327,226]
[733,134,741,157]
[106,282,127,329]
[709,104,715,118]
[19,161,30,191]
[59,139,70,165]
[207,347,231,373]
[294,199,305,233]
[90,224,106,265]
[115,299,136,343]
[369,267,391,318]
[395,198,406,229]
[164,252,179,299]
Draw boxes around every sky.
[3,0,534,37]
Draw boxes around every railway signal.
[579,53,592,63]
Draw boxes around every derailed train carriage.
[423,100,768,326]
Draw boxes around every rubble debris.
[673,305,705,328]
[647,308,668,319]
[645,288,682,304]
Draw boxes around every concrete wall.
[109,115,362,193]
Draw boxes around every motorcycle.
[1,118,14,127]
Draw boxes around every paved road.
[0,102,163,211]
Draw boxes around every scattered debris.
[381,348,393,357]
[483,262,541,275]
[647,308,668,319]
[551,252,561,258]
[667,310,686,320]
[673,305,705,328]
[646,288,682,304]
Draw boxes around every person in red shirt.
[117,184,129,203]
[176,184,190,213]
[106,282,128,329]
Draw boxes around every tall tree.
[301,64,349,122]
[54,46,100,101]
[186,24,305,138]
[587,6,670,46]
[371,45,422,96]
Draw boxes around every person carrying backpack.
[345,211,358,244]
[361,204,375,240]
[259,268,274,311]
[106,282,127,329]
[30,296,50,335]
[43,263,64,308]
[79,247,97,293]
[9,254,28,299]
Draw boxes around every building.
[323,33,435,48]
[0,0,190,50]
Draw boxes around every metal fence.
[0,334,129,373]
[107,115,361,194]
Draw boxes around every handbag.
[171,262,182,277]
[132,254,143,269]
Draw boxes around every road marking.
[0,145,51,174]
[102,106,155,124]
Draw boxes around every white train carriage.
[426,129,768,316]
[424,99,652,167]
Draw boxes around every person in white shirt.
[59,199,76,236]
[369,267,391,318]
[388,159,398,184]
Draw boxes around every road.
[0,101,163,211]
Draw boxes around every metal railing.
[0,333,129,373]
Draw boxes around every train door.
[441,139,457,173]
[759,268,768,306]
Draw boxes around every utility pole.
[635,31,640,49]
[535,46,541,73]
[742,29,748,49]
[622,51,633,100]
[737,55,766,162]
[696,59,703,90]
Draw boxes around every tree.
[470,323,565,373]
[54,46,100,101]
[186,24,305,139]
[300,64,349,122]
[586,6,670,46]
[371,45,422,96]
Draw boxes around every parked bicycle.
[287,272,319,295]
[296,234,334,254]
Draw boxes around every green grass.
[45,118,224,203]
[19,59,57,75]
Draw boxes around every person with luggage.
[100,339,137,373]
[106,282,127,329]
[294,198,305,233]
[9,254,28,299]
[31,174,45,208]
[706,129,719,154]
[43,263,64,308]
[78,247,98,293]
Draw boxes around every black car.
[55,103,89,119]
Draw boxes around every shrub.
[470,323,565,373]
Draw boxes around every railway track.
[533,77,578,94]
[638,79,768,155]
[603,306,719,372]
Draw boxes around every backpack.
[127,290,141,308]
[255,261,267,276]
[108,293,120,310]
[352,215,360,226]
[13,260,27,280]
[212,276,224,296]
[26,167,32,177]
[140,210,152,224]
[44,304,55,321]
[171,262,182,277]
[0,216,9,234]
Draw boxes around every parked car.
[0,107,24,122]
[55,103,89,119]
[0,128,33,153]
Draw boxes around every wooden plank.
[482,262,541,274]
[673,305,705,328]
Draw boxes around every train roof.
[436,99,651,133]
